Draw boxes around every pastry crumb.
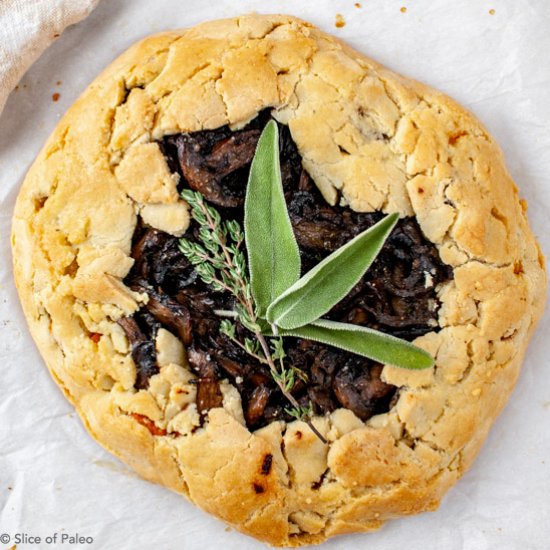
[424,271,434,288]
[400,6,407,13]
[52,92,60,102]
[354,2,362,7]
[489,9,495,15]
[335,14,346,28]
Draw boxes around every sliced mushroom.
[292,220,344,251]
[187,348,223,419]
[117,316,145,345]
[307,387,337,413]
[132,341,159,390]
[217,355,246,378]
[144,289,193,346]
[130,228,198,293]
[117,316,159,390]
[245,385,271,426]
[174,129,260,207]
[175,287,216,316]
[207,130,260,176]
[333,360,395,421]
[130,228,166,281]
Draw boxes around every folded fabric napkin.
[0,0,100,115]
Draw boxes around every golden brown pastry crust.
[11,14,546,546]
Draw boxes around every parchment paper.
[1,1,549,549]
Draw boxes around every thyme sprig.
[179,189,327,443]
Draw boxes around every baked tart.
[11,14,546,546]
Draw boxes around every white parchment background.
[1,1,549,549]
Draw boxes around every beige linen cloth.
[0,0,100,115]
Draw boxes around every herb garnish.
[179,189,326,442]
[179,120,434,442]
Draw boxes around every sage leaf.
[266,213,399,330]
[245,120,301,316]
[283,319,434,370]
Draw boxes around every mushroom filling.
[119,111,452,429]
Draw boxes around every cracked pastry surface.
[11,14,546,547]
